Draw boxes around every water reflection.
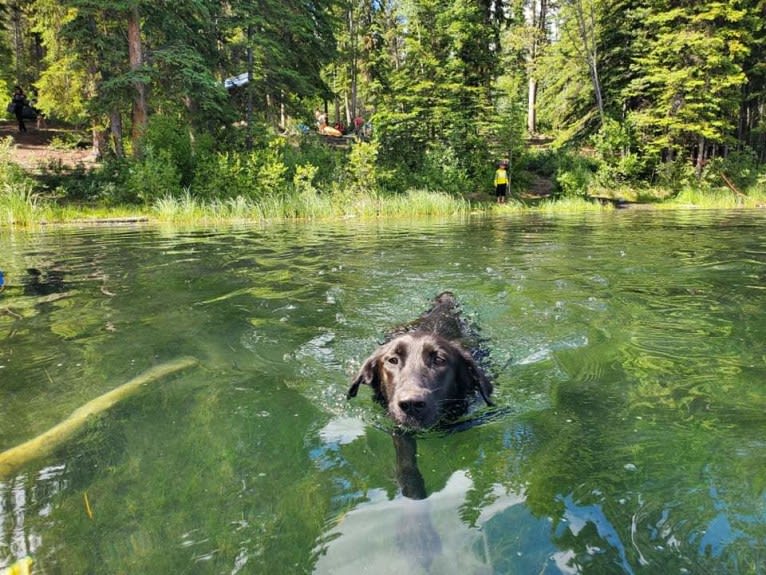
[315,469,498,574]
[0,464,66,566]
[21,268,67,296]
[314,420,584,575]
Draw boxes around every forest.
[1,0,766,219]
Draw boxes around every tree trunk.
[246,25,254,150]
[526,0,548,135]
[110,110,125,158]
[11,4,25,84]
[696,136,705,179]
[127,6,147,154]
[527,78,538,134]
[571,0,604,123]
[92,124,108,160]
[332,63,340,124]
[349,2,358,122]
[266,94,272,124]
[588,56,605,122]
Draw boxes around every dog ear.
[472,365,494,406]
[457,347,494,406]
[347,351,382,400]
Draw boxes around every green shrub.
[523,148,559,178]
[251,139,289,198]
[556,162,591,197]
[292,163,320,197]
[374,110,426,173]
[554,152,596,198]
[755,172,766,195]
[701,147,760,192]
[290,137,344,191]
[141,115,195,187]
[126,147,183,205]
[194,152,247,199]
[192,139,290,201]
[654,158,695,191]
[49,133,88,150]
[0,137,33,190]
[421,143,470,195]
[342,140,380,197]
[79,158,132,204]
[591,116,647,185]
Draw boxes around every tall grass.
[0,182,40,226]
[149,188,474,223]
[4,186,765,227]
[153,190,206,222]
[0,137,42,225]
[376,189,472,217]
[669,186,766,209]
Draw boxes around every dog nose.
[398,399,427,416]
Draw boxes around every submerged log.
[0,356,198,477]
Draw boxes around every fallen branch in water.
[83,491,94,519]
[0,356,198,477]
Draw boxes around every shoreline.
[1,201,764,230]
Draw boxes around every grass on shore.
[0,187,604,226]
[1,182,765,227]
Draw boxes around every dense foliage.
[1,0,766,212]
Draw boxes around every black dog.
[348,292,493,429]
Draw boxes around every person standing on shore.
[494,160,509,204]
[11,86,28,133]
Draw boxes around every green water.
[0,210,764,574]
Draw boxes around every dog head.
[348,332,493,428]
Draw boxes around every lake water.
[1,210,765,574]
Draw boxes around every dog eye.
[387,356,399,365]
[432,353,446,366]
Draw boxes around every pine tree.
[371,0,508,178]
[626,1,749,173]
[736,0,766,160]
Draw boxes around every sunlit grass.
[44,204,149,222]
[668,186,766,209]
[0,182,46,226]
[365,189,473,217]
[146,188,476,223]
[2,182,765,228]
[153,190,207,222]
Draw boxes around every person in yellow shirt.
[2,557,32,575]
[494,161,509,204]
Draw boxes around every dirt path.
[1,120,96,171]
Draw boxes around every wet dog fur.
[347,292,493,428]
